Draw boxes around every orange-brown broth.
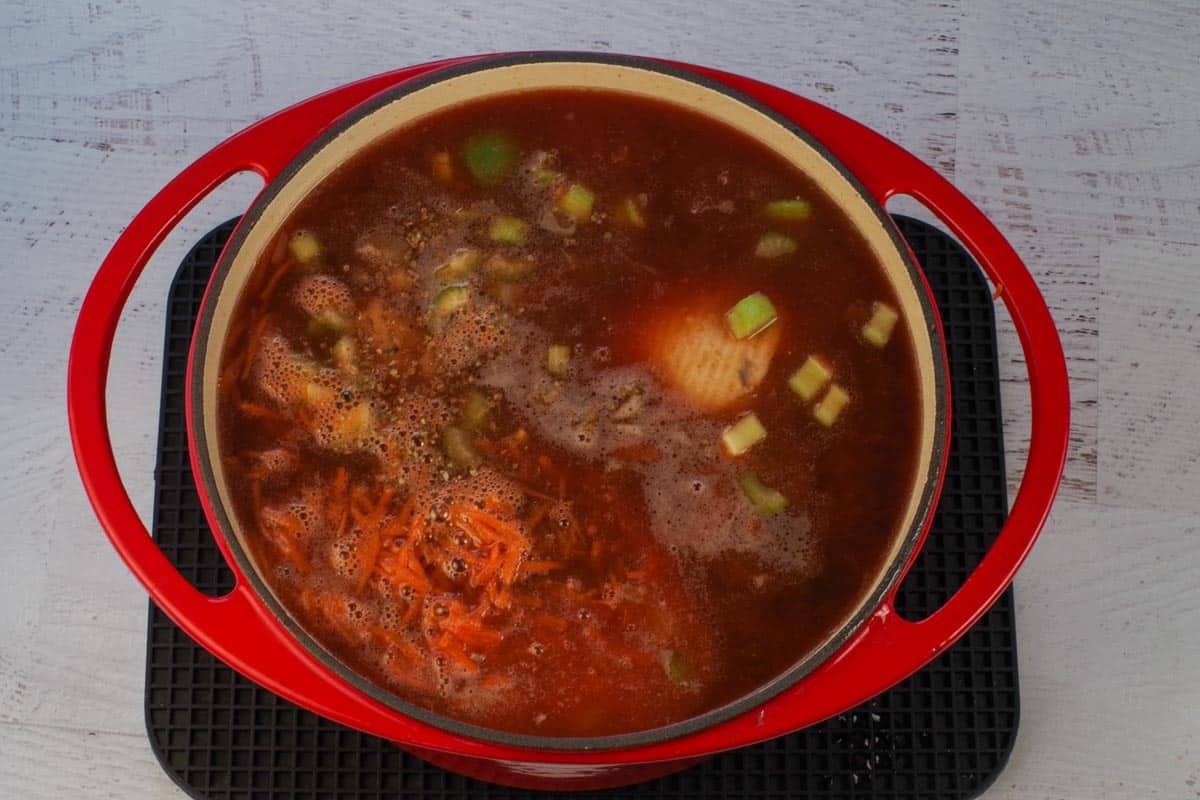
[217,90,922,737]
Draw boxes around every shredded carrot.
[381,659,437,694]
[452,518,485,547]
[287,534,310,573]
[331,467,348,505]
[377,544,432,594]
[473,546,503,587]
[489,581,512,610]
[220,353,247,390]
[239,401,283,420]
[533,614,569,634]
[611,443,662,464]
[293,404,315,430]
[526,503,548,533]
[256,498,313,574]
[444,644,480,672]
[393,637,423,663]
[401,597,423,625]
[383,498,414,539]
[240,315,271,380]
[459,507,526,546]
[402,565,433,593]
[520,560,565,575]
[224,317,250,351]
[365,624,421,658]
[514,481,558,503]
[449,625,503,648]
[259,259,294,303]
[480,494,515,518]
[357,528,382,592]
[378,517,408,545]
[500,547,523,585]
[281,532,310,573]
[350,490,394,590]
[366,623,397,642]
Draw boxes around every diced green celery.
[557,184,595,222]
[431,284,470,321]
[722,412,767,456]
[304,381,336,407]
[289,230,322,263]
[546,344,571,376]
[287,353,319,382]
[331,403,373,446]
[754,232,797,259]
[616,195,646,228]
[435,248,483,281]
[527,150,560,186]
[664,650,692,686]
[764,199,812,222]
[534,167,561,186]
[488,215,529,244]
[332,337,356,372]
[458,389,492,431]
[813,384,850,427]
[307,308,350,338]
[611,390,643,421]
[862,302,900,348]
[462,132,517,186]
[487,279,522,307]
[725,292,778,340]
[482,253,535,282]
[738,472,788,515]
[441,426,481,471]
[787,356,832,402]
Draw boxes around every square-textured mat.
[146,215,1016,799]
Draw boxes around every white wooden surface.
[1,1,1198,797]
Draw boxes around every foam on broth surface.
[217,89,921,737]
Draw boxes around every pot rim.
[188,51,949,752]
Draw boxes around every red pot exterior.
[68,54,1070,791]
[401,745,706,791]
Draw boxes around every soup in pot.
[216,89,921,737]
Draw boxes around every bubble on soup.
[293,275,354,316]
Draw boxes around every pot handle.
[818,108,1070,662]
[694,70,1071,728]
[66,63,480,730]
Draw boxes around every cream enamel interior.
[199,59,941,702]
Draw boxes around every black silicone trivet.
[147,215,1017,800]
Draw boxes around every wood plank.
[0,721,179,799]
[1,1,1198,797]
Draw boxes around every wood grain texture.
[1,0,1198,797]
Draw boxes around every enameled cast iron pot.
[69,53,1070,791]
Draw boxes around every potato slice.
[646,301,781,412]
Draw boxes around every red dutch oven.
[68,53,1069,791]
